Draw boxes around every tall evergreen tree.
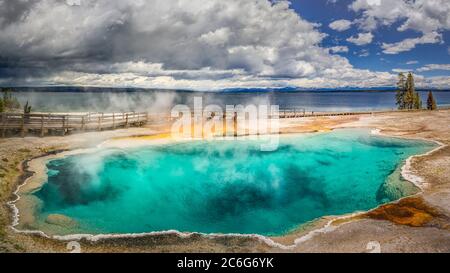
[413,92,422,110]
[396,73,407,109]
[396,72,422,110]
[427,91,437,110]
[405,72,415,109]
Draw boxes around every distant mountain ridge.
[3,86,450,93]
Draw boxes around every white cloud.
[329,46,349,53]
[382,32,442,55]
[406,61,418,65]
[17,63,447,90]
[357,49,370,57]
[417,64,450,72]
[350,0,406,31]
[329,19,352,31]
[350,0,450,33]
[416,76,450,89]
[392,68,410,73]
[199,27,232,47]
[349,0,450,54]
[346,32,373,45]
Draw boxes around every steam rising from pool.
[34,129,435,236]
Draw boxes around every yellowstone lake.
[25,128,437,236]
[14,89,450,113]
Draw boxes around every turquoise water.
[35,129,435,235]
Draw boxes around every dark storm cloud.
[0,0,39,26]
[0,0,330,87]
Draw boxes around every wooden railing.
[278,108,374,118]
[0,112,149,137]
[2,106,447,137]
[277,106,450,119]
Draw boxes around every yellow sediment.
[116,132,172,141]
[280,116,359,134]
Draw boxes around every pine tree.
[396,73,407,109]
[427,91,437,110]
[413,92,422,110]
[398,72,422,110]
[405,72,415,109]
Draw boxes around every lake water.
[14,90,450,113]
[34,129,436,236]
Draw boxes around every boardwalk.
[278,108,377,118]
[1,107,447,138]
[0,112,148,137]
[277,107,449,119]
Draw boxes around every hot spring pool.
[33,129,436,236]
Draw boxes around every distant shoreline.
[3,86,450,93]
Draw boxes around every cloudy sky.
[0,0,449,90]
